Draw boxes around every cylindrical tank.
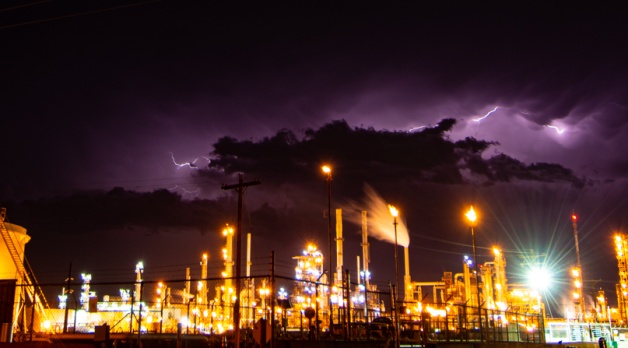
[0,222,30,280]
[0,220,30,341]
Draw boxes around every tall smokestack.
[201,254,208,305]
[404,246,412,301]
[361,211,370,288]
[336,209,343,284]
[185,267,191,300]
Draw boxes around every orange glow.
[388,204,399,217]
[465,206,477,224]
[222,224,234,236]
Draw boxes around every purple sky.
[2,2,628,315]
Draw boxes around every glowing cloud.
[544,125,566,134]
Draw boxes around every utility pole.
[221,174,260,348]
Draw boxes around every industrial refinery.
[2,198,626,348]
[0,198,628,348]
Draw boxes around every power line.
[0,0,160,30]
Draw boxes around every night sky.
[2,1,628,316]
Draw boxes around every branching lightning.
[170,152,210,169]
[168,152,210,199]
[168,185,201,199]
[472,107,568,137]
[470,106,502,136]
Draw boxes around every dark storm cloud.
[204,119,584,189]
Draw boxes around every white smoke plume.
[346,184,410,247]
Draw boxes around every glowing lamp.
[222,224,233,236]
[465,206,477,225]
[322,165,331,174]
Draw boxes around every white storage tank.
[0,213,31,342]
[0,221,30,280]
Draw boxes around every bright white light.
[527,267,552,291]
[544,124,566,134]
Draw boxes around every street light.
[321,165,333,330]
[465,206,483,342]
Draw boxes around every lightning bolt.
[408,125,426,133]
[472,106,500,122]
[170,152,210,169]
[470,106,501,136]
[169,185,201,198]
[544,125,566,134]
